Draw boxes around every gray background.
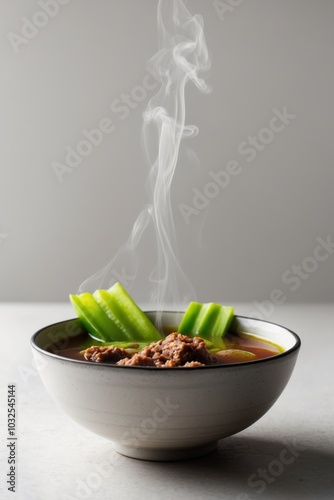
[0,0,333,303]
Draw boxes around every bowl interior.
[31,312,300,364]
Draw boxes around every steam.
[142,0,210,308]
[79,0,210,311]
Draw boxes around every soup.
[55,328,283,367]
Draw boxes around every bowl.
[31,312,300,461]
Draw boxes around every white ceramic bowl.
[31,312,300,461]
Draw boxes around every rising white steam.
[142,0,211,308]
[79,0,210,312]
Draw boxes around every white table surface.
[0,303,333,500]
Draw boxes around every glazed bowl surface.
[31,312,300,461]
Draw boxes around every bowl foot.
[113,441,218,461]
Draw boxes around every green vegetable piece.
[176,302,202,333]
[70,284,162,343]
[178,301,234,349]
[93,290,131,341]
[106,282,162,342]
[79,341,150,353]
[69,293,119,342]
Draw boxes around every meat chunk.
[84,346,130,363]
[116,333,218,368]
[117,353,155,367]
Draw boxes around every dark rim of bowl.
[30,313,301,371]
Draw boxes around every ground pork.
[85,333,219,367]
[84,345,130,363]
